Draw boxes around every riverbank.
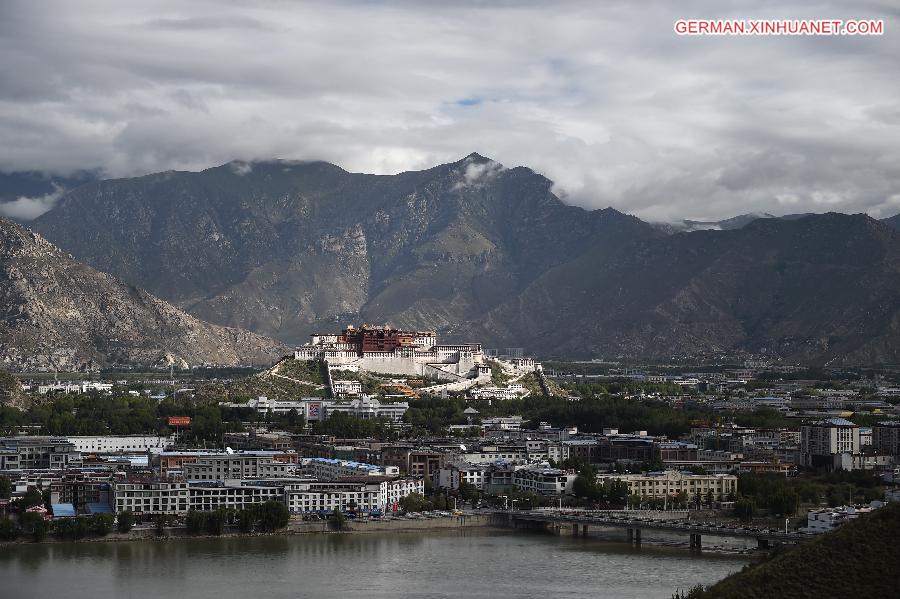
[0,513,495,545]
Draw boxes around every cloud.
[0,185,66,220]
[229,161,253,176]
[0,0,897,222]
[452,157,505,190]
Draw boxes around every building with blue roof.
[51,503,76,518]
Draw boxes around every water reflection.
[1,530,749,599]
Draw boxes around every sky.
[0,0,898,222]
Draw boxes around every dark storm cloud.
[0,0,897,221]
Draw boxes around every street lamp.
[785,517,789,534]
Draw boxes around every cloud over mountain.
[0,1,898,222]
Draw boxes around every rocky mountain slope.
[0,218,288,370]
[463,213,900,364]
[27,155,900,365]
[883,212,900,231]
[32,154,660,345]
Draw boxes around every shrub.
[117,510,134,533]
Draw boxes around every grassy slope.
[697,502,900,598]
[194,358,328,402]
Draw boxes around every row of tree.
[184,502,290,535]
[0,512,128,542]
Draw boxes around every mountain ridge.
[0,218,289,370]
[26,155,900,365]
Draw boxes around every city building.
[512,466,576,495]
[801,418,861,469]
[458,445,529,465]
[304,457,399,479]
[67,435,171,454]
[434,462,488,491]
[285,481,380,514]
[596,470,738,502]
[470,384,526,401]
[0,437,80,471]
[332,379,362,397]
[295,324,484,381]
[113,479,190,515]
[189,481,285,512]
[325,397,409,422]
[183,451,299,481]
[804,505,878,534]
[873,422,900,457]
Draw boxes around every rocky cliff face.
[461,213,900,364]
[28,155,900,365]
[33,154,660,345]
[0,218,289,370]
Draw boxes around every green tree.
[458,481,478,503]
[330,507,346,531]
[0,475,11,500]
[73,517,91,539]
[186,510,206,534]
[20,486,43,508]
[117,510,134,533]
[154,514,167,536]
[0,517,17,541]
[603,480,629,506]
[258,501,290,532]
[734,498,755,522]
[398,492,430,513]
[573,473,599,500]
[767,489,799,516]
[237,509,255,533]
[53,518,76,539]
[191,406,225,446]
[19,511,49,541]
[91,513,115,536]
[205,510,226,535]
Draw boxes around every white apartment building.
[804,505,877,533]
[512,466,576,495]
[304,457,399,479]
[67,435,172,454]
[434,463,488,491]
[326,397,409,422]
[285,482,380,513]
[458,446,529,465]
[482,416,524,431]
[189,481,284,512]
[332,380,362,397]
[596,470,738,501]
[114,480,190,515]
[470,384,526,401]
[378,477,424,511]
[184,452,299,481]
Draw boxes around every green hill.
[193,358,329,402]
[678,502,900,598]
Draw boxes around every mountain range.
[0,153,898,366]
[0,218,287,370]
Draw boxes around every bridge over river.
[496,509,811,550]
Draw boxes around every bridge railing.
[511,510,808,540]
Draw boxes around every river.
[0,529,749,598]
